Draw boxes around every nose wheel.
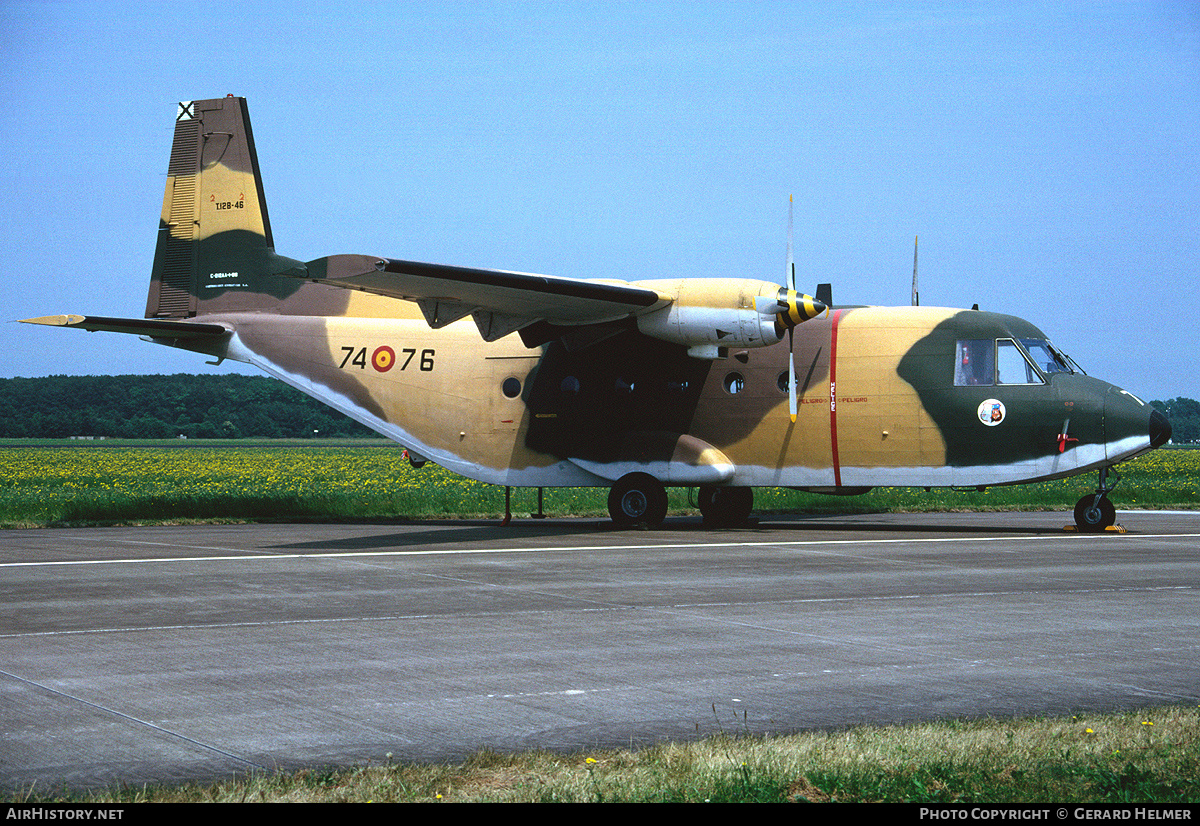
[1073,466,1119,532]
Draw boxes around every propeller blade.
[787,196,801,422]
[769,200,827,328]
[788,328,797,422]
[786,194,795,293]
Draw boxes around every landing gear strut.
[1073,466,1119,532]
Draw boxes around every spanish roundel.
[372,345,395,372]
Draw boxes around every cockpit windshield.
[1019,339,1085,376]
[955,338,1086,387]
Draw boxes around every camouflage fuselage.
[44,96,1167,505]
[178,294,1158,492]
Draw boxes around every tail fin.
[145,96,300,318]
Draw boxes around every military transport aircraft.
[24,95,1171,531]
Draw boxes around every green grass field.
[11,706,1199,803]
[1,441,1196,527]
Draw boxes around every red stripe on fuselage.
[829,309,844,487]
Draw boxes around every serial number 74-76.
[340,346,434,373]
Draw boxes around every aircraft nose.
[1102,387,1171,463]
[1149,407,1172,449]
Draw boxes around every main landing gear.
[606,475,756,529]
[608,473,668,529]
[1073,466,1119,532]
[697,484,753,528]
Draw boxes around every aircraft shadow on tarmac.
[270,512,1072,552]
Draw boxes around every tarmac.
[2,510,1197,791]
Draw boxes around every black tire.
[608,473,668,528]
[698,485,754,527]
[1073,495,1116,532]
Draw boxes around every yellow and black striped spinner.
[773,288,826,337]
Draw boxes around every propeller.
[772,195,826,422]
[786,196,797,422]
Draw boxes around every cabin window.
[955,340,995,386]
[502,377,522,398]
[724,373,745,394]
[996,339,1044,385]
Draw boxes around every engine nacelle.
[631,278,824,357]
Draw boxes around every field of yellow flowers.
[0,442,1195,526]
[0,442,613,525]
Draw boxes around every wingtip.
[19,314,86,327]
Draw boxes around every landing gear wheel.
[1073,495,1116,532]
[698,485,754,527]
[1074,465,1120,532]
[608,473,668,529]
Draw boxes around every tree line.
[1152,397,1200,444]
[0,374,375,439]
[0,374,1196,442]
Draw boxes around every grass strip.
[10,706,1198,803]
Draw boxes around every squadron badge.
[978,399,1006,427]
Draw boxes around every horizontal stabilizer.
[21,315,228,338]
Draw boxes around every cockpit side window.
[955,340,994,386]
[996,338,1044,385]
[1020,338,1081,375]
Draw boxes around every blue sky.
[2,1,1197,402]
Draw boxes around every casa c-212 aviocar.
[24,95,1172,531]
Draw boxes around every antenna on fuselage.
[911,235,919,306]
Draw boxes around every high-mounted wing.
[291,256,671,342]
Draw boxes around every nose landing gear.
[1073,466,1119,532]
